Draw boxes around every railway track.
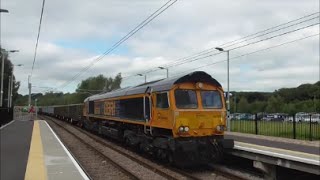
[45,116,140,180]
[42,115,256,180]
[42,115,201,180]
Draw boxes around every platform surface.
[1,120,33,180]
[1,120,89,180]
[225,132,320,155]
[1,118,319,179]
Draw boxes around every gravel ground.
[44,117,235,180]
[226,131,320,147]
[46,118,170,180]
[46,119,132,180]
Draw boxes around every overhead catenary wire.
[165,15,320,68]
[189,12,320,55]
[57,0,178,91]
[30,0,46,79]
[122,18,319,79]
[122,12,320,77]
[167,23,319,68]
[170,33,319,78]
[38,10,319,94]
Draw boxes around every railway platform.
[225,132,320,178]
[1,117,319,180]
[225,131,320,155]
[0,119,89,180]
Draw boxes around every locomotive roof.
[84,71,222,102]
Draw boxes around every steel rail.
[43,115,188,180]
[44,116,140,180]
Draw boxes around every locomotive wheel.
[124,137,131,147]
[166,151,174,165]
[156,149,166,161]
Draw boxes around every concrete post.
[7,76,11,107]
[28,75,31,107]
[227,50,231,131]
[0,52,5,107]
[10,75,13,107]
[35,99,38,120]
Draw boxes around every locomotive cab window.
[201,90,222,108]
[174,89,198,109]
[156,92,169,109]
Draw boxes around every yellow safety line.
[235,141,320,160]
[24,120,47,180]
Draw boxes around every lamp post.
[137,74,146,83]
[0,49,19,107]
[215,47,231,131]
[0,9,10,106]
[35,99,38,120]
[28,75,31,107]
[158,66,169,78]
[9,64,23,107]
[7,76,11,107]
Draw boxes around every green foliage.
[76,73,121,93]
[231,81,319,114]
[0,49,20,107]
[237,97,249,113]
[14,73,122,106]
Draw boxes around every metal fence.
[230,114,320,141]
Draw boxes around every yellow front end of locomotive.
[173,110,226,137]
[170,82,227,138]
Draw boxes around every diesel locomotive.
[40,71,234,166]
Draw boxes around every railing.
[230,114,320,141]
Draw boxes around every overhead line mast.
[29,0,46,107]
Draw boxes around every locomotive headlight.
[197,82,203,89]
[216,125,225,132]
[178,126,189,132]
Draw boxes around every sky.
[1,0,319,95]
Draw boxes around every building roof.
[84,71,222,102]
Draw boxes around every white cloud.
[1,0,319,95]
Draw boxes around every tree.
[0,49,20,107]
[76,73,122,93]
[249,101,267,113]
[15,73,122,106]
[265,95,284,113]
[104,73,122,92]
[238,97,249,113]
